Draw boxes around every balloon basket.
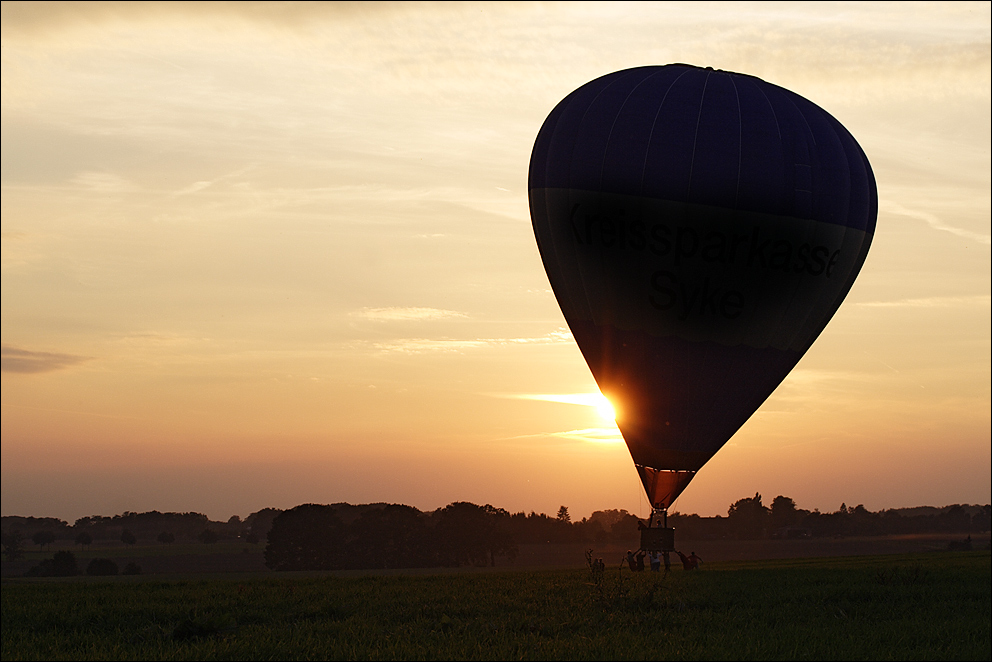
[640,526,675,552]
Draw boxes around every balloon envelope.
[529,65,876,509]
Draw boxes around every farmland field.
[2,550,989,660]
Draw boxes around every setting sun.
[595,396,616,423]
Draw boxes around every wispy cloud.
[1,346,90,373]
[70,171,132,192]
[372,339,488,353]
[503,427,624,445]
[509,393,607,407]
[857,295,992,308]
[371,328,573,353]
[880,200,991,245]
[171,166,255,197]
[551,428,623,444]
[355,307,467,321]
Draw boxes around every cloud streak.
[509,393,607,407]
[857,295,992,308]
[880,200,991,246]
[1,346,89,374]
[371,329,573,354]
[355,307,468,321]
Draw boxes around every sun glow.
[513,393,618,422]
[596,397,616,422]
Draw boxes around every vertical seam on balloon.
[730,75,743,209]
[686,71,711,201]
[755,85,781,140]
[800,118,867,352]
[564,74,627,328]
[782,112,830,352]
[788,98,818,147]
[639,68,692,194]
[541,93,586,324]
[747,84,785,349]
[599,71,662,190]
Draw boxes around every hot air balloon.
[529,64,876,539]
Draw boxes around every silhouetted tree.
[198,529,219,544]
[75,531,93,549]
[940,505,972,532]
[556,506,571,523]
[264,504,349,571]
[351,504,434,569]
[32,530,56,551]
[609,512,644,541]
[120,528,137,547]
[728,493,770,539]
[28,550,79,577]
[769,496,801,531]
[244,507,283,541]
[2,530,25,560]
[974,505,991,533]
[157,531,175,544]
[434,502,517,567]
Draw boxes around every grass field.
[2,551,989,660]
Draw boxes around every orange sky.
[2,2,989,522]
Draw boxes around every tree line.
[2,497,989,568]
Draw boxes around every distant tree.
[157,531,175,544]
[2,530,25,560]
[86,558,119,576]
[480,505,518,566]
[198,529,219,544]
[940,505,972,532]
[572,516,608,543]
[30,550,80,577]
[244,508,283,541]
[769,496,801,531]
[74,531,93,549]
[120,528,137,547]
[32,530,56,551]
[728,493,770,539]
[609,513,643,541]
[350,504,433,569]
[434,502,518,567]
[264,504,349,571]
[556,506,571,524]
[588,509,630,532]
[974,505,991,533]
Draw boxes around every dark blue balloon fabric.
[530,65,877,233]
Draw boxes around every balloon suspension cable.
[649,506,668,529]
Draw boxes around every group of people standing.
[626,549,702,572]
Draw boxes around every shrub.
[27,551,79,577]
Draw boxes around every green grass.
[2,551,989,660]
